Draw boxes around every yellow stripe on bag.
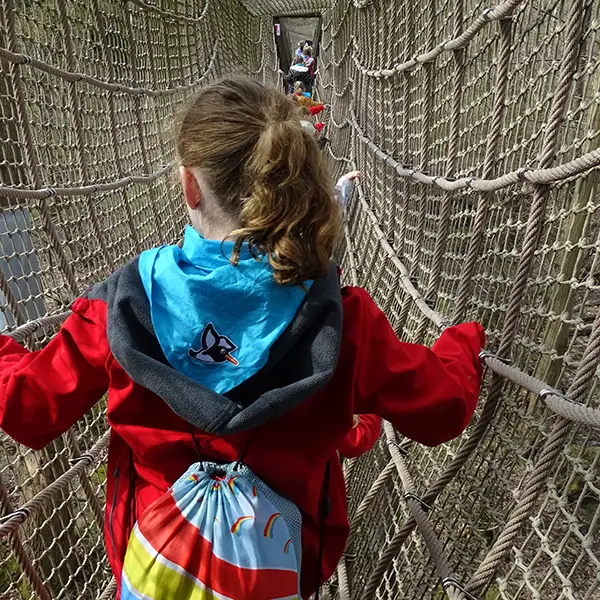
[123,528,229,600]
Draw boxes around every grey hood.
[88,258,343,435]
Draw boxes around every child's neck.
[194,224,238,243]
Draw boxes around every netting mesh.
[320,0,600,599]
[241,0,326,16]
[0,1,276,598]
[0,0,599,599]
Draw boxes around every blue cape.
[139,226,310,394]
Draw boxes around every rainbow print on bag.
[230,515,255,536]
[264,513,282,538]
[121,462,302,600]
[228,475,239,495]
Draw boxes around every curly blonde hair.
[176,77,340,286]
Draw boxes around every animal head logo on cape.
[189,323,239,366]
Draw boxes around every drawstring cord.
[315,460,331,600]
[189,425,205,471]
[233,432,253,471]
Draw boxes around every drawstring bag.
[120,461,303,600]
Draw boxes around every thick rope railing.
[352,116,600,192]
[5,311,71,344]
[382,421,476,600]
[128,0,211,22]
[0,429,110,538]
[352,0,524,77]
[0,164,173,199]
[0,473,53,600]
[96,579,117,600]
[0,39,220,97]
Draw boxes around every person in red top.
[0,77,485,599]
[293,81,325,116]
[303,46,316,77]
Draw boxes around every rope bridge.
[0,0,599,599]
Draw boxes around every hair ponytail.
[176,77,341,287]
[232,119,340,285]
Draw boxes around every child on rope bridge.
[0,77,485,600]
[293,81,325,116]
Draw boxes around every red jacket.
[0,279,484,598]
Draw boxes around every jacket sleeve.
[344,287,485,447]
[333,176,355,209]
[308,104,325,116]
[0,299,110,450]
[338,414,382,458]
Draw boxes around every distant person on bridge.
[286,57,311,93]
[296,40,306,59]
[303,45,316,77]
[0,77,485,600]
[293,81,325,116]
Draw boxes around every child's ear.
[180,166,202,210]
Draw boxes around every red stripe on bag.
[137,493,298,600]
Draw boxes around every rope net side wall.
[0,0,598,599]
[320,0,600,599]
[0,1,276,598]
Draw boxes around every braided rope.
[352,119,600,193]
[96,578,117,600]
[0,474,53,600]
[337,554,351,600]
[0,164,173,199]
[0,430,110,539]
[382,422,456,581]
[0,40,219,97]
[347,459,395,536]
[5,311,70,343]
[352,0,523,77]
[128,0,211,22]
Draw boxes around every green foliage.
[432,582,500,600]
[92,463,107,485]
[0,553,33,598]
